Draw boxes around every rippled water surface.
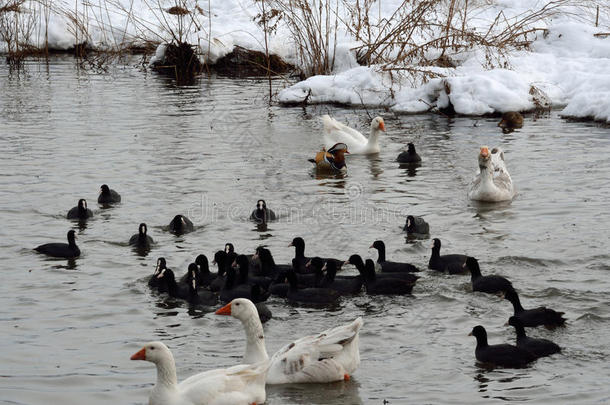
[1,58,609,404]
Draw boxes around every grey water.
[0,57,609,404]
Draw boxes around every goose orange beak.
[130,347,146,360]
[480,147,489,157]
[215,302,232,316]
[379,121,386,131]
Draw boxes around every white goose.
[468,146,515,202]
[322,115,385,154]
[130,341,268,405]
[216,298,362,384]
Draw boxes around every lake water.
[1,57,609,404]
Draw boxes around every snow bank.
[279,21,610,123]
[2,1,609,122]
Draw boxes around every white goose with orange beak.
[130,341,268,405]
[468,146,515,202]
[216,298,362,384]
[322,115,385,154]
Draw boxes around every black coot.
[168,214,194,234]
[182,263,218,306]
[285,270,340,304]
[503,289,566,327]
[465,257,513,295]
[98,184,121,204]
[209,251,229,292]
[318,260,362,295]
[254,246,292,279]
[403,215,429,235]
[289,237,342,274]
[346,254,418,284]
[428,238,468,274]
[148,257,169,292]
[34,230,80,258]
[469,325,536,368]
[359,259,415,295]
[220,267,269,303]
[194,254,216,287]
[370,240,419,273]
[233,255,272,290]
[67,199,93,220]
[507,316,561,358]
[250,199,276,224]
[129,223,153,249]
[396,143,422,164]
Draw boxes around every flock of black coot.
[34,176,564,369]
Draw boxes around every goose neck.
[242,316,269,364]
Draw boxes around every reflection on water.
[399,162,421,177]
[268,380,363,404]
[0,58,609,405]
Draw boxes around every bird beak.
[379,121,386,131]
[343,260,350,265]
[288,242,293,247]
[192,279,196,289]
[322,264,327,271]
[231,260,238,268]
[467,332,473,336]
[212,260,216,265]
[305,259,311,268]
[344,150,350,154]
[504,321,509,326]
[480,147,489,158]
[462,262,466,268]
[130,347,146,360]
[156,269,166,279]
[215,302,232,316]
[369,244,374,249]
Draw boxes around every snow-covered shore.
[2,0,609,122]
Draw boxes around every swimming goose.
[468,146,515,202]
[130,341,268,405]
[216,298,362,384]
[322,115,385,154]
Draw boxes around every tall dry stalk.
[266,0,339,77]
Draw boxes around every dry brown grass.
[264,0,340,77]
